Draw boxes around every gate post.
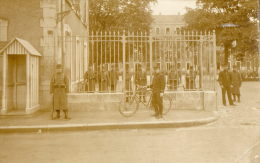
[213,30,217,91]
[122,31,126,92]
[199,32,204,90]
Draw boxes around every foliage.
[89,0,157,32]
[184,0,259,64]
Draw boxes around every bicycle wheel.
[163,94,172,115]
[144,91,154,114]
[119,95,139,117]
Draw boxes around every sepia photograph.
[0,0,259,162]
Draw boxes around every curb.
[0,116,219,133]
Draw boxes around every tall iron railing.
[42,30,216,93]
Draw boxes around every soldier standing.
[218,64,235,106]
[231,66,242,103]
[50,64,70,119]
[151,65,165,119]
[135,66,147,102]
[109,65,119,92]
[168,66,178,91]
[84,66,96,92]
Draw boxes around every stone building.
[151,15,199,73]
[152,14,186,34]
[0,0,89,114]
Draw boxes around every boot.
[64,110,71,120]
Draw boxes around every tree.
[184,0,258,65]
[89,0,156,32]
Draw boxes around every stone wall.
[66,91,217,112]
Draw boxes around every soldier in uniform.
[168,66,178,91]
[218,64,235,106]
[84,66,96,92]
[135,66,147,102]
[50,64,70,119]
[151,65,165,119]
[109,65,119,92]
[185,66,196,90]
[231,66,242,103]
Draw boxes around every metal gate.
[86,30,216,93]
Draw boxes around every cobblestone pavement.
[213,81,260,127]
[0,82,259,163]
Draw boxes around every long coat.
[84,70,96,92]
[152,72,166,94]
[151,72,166,111]
[231,71,242,95]
[218,70,232,88]
[50,72,69,111]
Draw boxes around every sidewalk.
[0,109,218,133]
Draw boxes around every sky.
[151,0,197,15]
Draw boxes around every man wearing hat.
[218,64,235,106]
[151,65,165,118]
[50,64,70,119]
[231,65,242,102]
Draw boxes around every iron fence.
[86,30,216,93]
[43,30,216,93]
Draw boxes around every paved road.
[1,82,260,163]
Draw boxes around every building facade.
[0,0,89,114]
[152,15,186,35]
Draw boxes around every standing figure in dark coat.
[185,66,196,90]
[135,67,147,102]
[168,66,178,91]
[109,65,119,92]
[218,65,235,106]
[84,66,96,92]
[50,64,70,119]
[151,65,166,119]
[231,66,242,102]
[99,65,109,92]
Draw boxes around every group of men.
[218,65,242,106]
[83,65,119,92]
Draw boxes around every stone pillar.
[1,53,7,114]
[26,54,30,111]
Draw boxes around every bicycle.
[118,85,173,117]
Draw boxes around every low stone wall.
[67,91,217,111]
